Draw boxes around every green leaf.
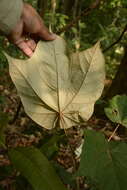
[8,146,67,190]
[5,36,105,129]
[0,95,5,105]
[54,163,76,188]
[77,129,127,190]
[0,187,4,190]
[40,134,64,158]
[105,95,127,127]
[0,112,8,146]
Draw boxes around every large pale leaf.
[8,146,67,190]
[5,36,105,129]
[77,130,127,190]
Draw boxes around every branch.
[57,0,102,34]
[103,24,127,53]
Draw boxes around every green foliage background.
[1,0,127,78]
[1,0,127,190]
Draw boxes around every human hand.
[7,3,56,57]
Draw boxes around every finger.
[16,40,33,57]
[26,39,36,51]
[38,24,57,41]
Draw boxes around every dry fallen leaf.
[5,36,105,129]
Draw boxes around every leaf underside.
[5,36,105,129]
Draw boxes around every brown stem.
[108,124,119,142]
[57,0,102,34]
[103,24,127,53]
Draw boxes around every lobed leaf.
[5,36,105,129]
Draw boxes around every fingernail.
[26,48,33,57]
[50,33,57,40]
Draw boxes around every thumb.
[38,24,57,41]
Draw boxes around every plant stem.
[108,124,120,142]
[103,24,127,53]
